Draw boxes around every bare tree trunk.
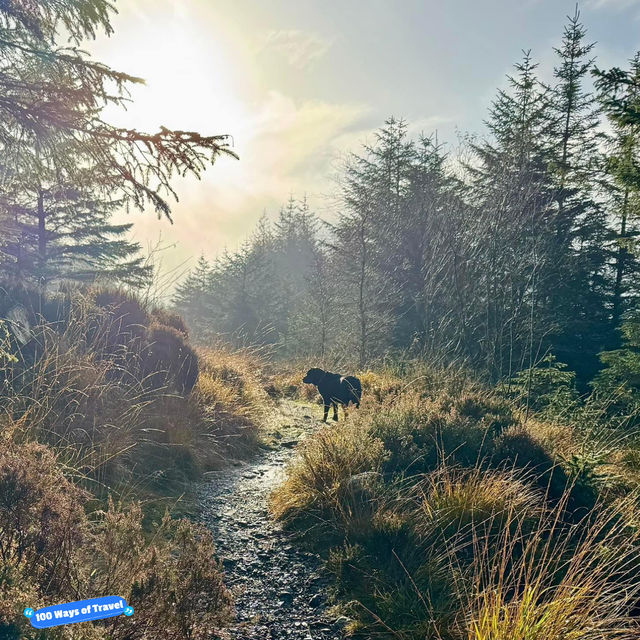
[612,187,630,328]
[37,188,46,311]
[358,217,367,368]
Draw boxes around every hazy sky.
[90,0,640,288]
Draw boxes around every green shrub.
[367,391,514,476]
[505,354,579,417]
[493,424,569,499]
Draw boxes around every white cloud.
[585,0,640,8]
[260,29,333,69]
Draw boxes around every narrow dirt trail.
[198,400,346,640]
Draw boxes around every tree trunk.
[358,218,367,368]
[612,187,630,328]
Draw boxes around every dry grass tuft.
[271,420,386,535]
[460,497,640,640]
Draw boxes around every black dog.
[302,368,362,422]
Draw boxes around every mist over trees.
[175,11,640,386]
[0,3,638,391]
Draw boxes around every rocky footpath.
[198,401,346,640]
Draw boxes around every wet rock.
[309,593,323,608]
[346,471,383,490]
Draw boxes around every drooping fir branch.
[594,54,640,129]
[0,0,238,221]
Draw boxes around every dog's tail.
[344,375,362,408]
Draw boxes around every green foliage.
[506,354,579,416]
[595,53,640,131]
[0,172,152,288]
[592,317,640,416]
[0,0,236,291]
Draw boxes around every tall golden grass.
[1,290,269,497]
[0,288,270,639]
[272,361,640,639]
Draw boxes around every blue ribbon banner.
[26,596,133,629]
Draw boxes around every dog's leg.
[323,403,329,422]
[332,402,338,421]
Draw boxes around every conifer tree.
[273,197,336,356]
[0,1,236,220]
[299,243,335,357]
[0,152,151,288]
[333,121,410,366]
[598,54,640,331]
[467,52,557,378]
[0,0,236,300]
[391,134,464,351]
[551,8,599,202]
[173,255,213,341]
[547,9,609,379]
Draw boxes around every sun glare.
[95,6,248,138]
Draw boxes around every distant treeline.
[174,12,640,385]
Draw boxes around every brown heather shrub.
[91,290,199,395]
[142,323,199,394]
[0,437,86,634]
[83,501,232,640]
[91,288,149,364]
[149,308,189,337]
[0,437,232,640]
[358,369,404,403]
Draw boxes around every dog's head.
[303,367,325,385]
